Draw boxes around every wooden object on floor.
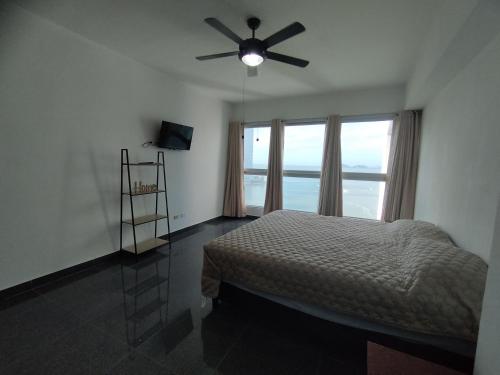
[367,341,467,375]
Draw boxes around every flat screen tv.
[158,121,193,150]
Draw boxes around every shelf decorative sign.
[134,181,158,194]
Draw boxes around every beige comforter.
[202,210,487,341]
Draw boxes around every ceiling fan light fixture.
[196,17,309,68]
[241,52,264,67]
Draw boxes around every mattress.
[202,210,487,342]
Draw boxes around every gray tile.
[317,356,363,375]
[107,352,171,375]
[91,301,168,347]
[139,327,219,375]
[217,322,320,375]
[34,269,123,323]
[4,324,130,375]
[0,293,82,371]
[138,306,248,374]
[35,261,169,324]
[0,290,40,311]
[89,304,131,343]
[88,270,170,346]
[2,217,317,375]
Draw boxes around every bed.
[202,210,487,351]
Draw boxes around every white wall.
[231,86,405,122]
[475,196,500,374]
[414,32,500,260]
[405,0,478,108]
[405,0,500,109]
[0,3,229,291]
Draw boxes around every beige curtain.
[222,121,246,217]
[382,110,422,222]
[318,115,343,216]
[263,119,284,214]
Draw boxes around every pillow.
[386,219,452,245]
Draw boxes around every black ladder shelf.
[120,148,172,255]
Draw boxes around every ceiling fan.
[196,17,309,75]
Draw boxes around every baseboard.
[0,215,248,299]
[0,251,122,300]
[163,215,224,240]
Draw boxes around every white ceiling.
[14,0,440,102]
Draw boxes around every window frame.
[242,113,396,214]
[243,121,327,212]
[340,114,395,220]
[282,120,326,178]
[281,121,326,212]
[243,123,272,211]
[340,113,395,181]
[244,120,328,180]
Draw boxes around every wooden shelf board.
[123,190,166,196]
[123,238,169,254]
[123,162,163,166]
[123,214,168,226]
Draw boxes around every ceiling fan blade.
[263,22,305,48]
[196,51,239,61]
[204,18,243,44]
[247,66,258,77]
[266,51,309,67]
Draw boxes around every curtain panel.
[382,110,422,222]
[263,119,284,214]
[318,114,343,216]
[222,121,246,217]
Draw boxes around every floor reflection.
[117,244,249,374]
[154,308,195,355]
[0,217,262,374]
[119,251,171,348]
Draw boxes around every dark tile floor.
[0,217,367,374]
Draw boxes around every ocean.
[244,166,384,220]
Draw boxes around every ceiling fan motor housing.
[238,38,266,62]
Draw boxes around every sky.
[244,121,392,172]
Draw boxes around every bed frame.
[215,282,475,374]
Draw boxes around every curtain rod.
[243,112,398,127]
